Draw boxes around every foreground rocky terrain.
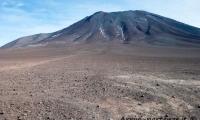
[0,45,200,120]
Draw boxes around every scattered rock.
[22,113,27,116]
[42,90,47,93]
[121,117,125,120]
[0,109,3,115]
[96,105,99,108]
[10,103,14,106]
[156,83,160,86]
[38,101,43,104]
[198,105,200,108]
[17,116,24,120]
[164,114,169,117]
[172,96,175,98]
[141,95,145,98]
[45,117,51,120]
[24,110,31,113]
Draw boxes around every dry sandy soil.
[0,44,200,120]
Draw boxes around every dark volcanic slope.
[1,10,200,49]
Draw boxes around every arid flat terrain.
[0,45,200,120]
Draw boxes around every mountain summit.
[1,10,200,49]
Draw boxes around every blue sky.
[0,0,200,46]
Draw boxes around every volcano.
[1,10,200,49]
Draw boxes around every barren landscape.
[1,10,200,120]
[0,44,200,120]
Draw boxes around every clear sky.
[0,0,200,46]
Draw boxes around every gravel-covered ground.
[0,45,200,120]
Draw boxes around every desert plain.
[0,44,200,120]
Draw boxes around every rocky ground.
[0,45,200,120]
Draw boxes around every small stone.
[38,101,43,104]
[164,114,169,117]
[156,83,160,86]
[17,116,24,120]
[22,113,27,116]
[24,110,31,113]
[198,105,200,108]
[96,105,99,108]
[121,117,125,120]
[141,95,145,98]
[45,117,51,120]
[0,109,3,115]
[10,103,14,106]
[42,90,47,93]
[172,96,175,98]
[138,103,142,105]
